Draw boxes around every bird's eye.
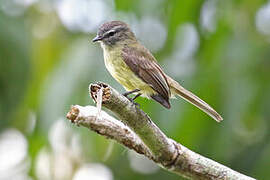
[107,31,116,37]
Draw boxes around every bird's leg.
[122,89,141,108]
[132,93,142,100]
[132,93,142,108]
[122,89,140,97]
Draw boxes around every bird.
[92,21,223,122]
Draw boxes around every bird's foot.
[126,96,140,108]
[122,89,141,108]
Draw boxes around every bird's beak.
[92,35,103,42]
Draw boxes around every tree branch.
[66,105,153,159]
[66,82,255,180]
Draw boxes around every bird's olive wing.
[122,45,170,102]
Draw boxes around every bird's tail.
[166,75,223,122]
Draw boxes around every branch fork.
[66,82,255,180]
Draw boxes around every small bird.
[92,21,223,122]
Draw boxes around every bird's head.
[92,21,136,46]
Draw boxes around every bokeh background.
[0,0,270,179]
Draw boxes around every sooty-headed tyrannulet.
[92,21,223,122]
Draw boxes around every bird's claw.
[125,96,141,108]
[122,89,141,108]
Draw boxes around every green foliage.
[0,0,269,179]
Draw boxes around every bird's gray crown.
[98,21,129,36]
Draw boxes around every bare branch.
[66,105,153,159]
[66,82,255,180]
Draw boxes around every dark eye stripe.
[103,30,116,38]
[103,26,129,38]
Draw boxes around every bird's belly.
[104,53,155,97]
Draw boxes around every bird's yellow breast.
[101,43,155,97]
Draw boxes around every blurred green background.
[0,0,269,179]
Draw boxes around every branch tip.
[66,105,79,122]
[89,82,111,103]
